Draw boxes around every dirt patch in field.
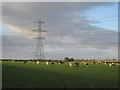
[65,79,73,88]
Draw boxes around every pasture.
[2,61,119,88]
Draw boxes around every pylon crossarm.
[33,37,45,39]
[32,30,47,32]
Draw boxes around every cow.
[24,60,27,64]
[52,61,54,64]
[69,62,73,66]
[85,63,89,67]
[98,62,101,65]
[56,61,59,64]
[37,61,39,64]
[106,62,109,64]
[28,61,31,62]
[82,61,85,64]
[60,61,64,64]
[46,61,49,65]
[111,64,115,67]
[109,63,115,67]
[75,63,79,67]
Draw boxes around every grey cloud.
[2,34,34,47]
[2,2,113,28]
[2,34,35,59]
[2,2,118,59]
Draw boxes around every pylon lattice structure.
[32,20,47,61]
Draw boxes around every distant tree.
[113,58,116,60]
[69,58,74,62]
[64,57,69,62]
[81,59,84,61]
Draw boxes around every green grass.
[2,61,119,88]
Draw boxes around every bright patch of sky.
[2,26,10,31]
[0,25,2,35]
[1,25,12,35]
[85,3,118,31]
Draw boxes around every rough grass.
[2,61,119,88]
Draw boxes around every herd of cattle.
[2,59,119,67]
[23,60,120,67]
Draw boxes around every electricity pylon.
[32,20,47,62]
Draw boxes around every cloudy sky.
[1,2,118,60]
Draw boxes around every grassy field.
[2,61,119,88]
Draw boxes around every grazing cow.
[56,62,59,64]
[9,59,11,61]
[75,63,79,66]
[69,62,73,66]
[111,64,115,67]
[37,61,39,64]
[98,62,101,65]
[28,61,31,62]
[109,63,112,66]
[109,63,115,67]
[93,62,95,64]
[106,62,109,64]
[85,63,89,67]
[60,61,64,64]
[46,61,48,65]
[24,60,27,64]
[52,61,54,64]
[117,63,119,66]
[82,61,85,64]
